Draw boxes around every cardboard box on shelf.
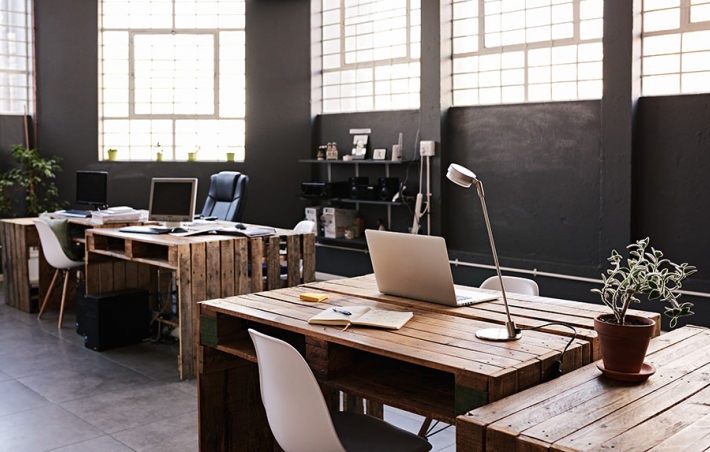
[305,207,322,236]
[322,207,357,239]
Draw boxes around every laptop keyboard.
[456,295,470,301]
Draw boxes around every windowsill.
[99,160,245,163]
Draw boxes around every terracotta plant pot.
[594,314,656,373]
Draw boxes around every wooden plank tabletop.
[306,275,662,361]
[458,325,710,452]
[201,285,591,409]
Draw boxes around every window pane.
[99,0,246,161]
[453,0,603,106]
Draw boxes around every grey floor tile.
[385,410,456,451]
[0,323,63,356]
[0,341,106,379]
[0,380,51,416]
[34,308,78,337]
[60,381,197,434]
[50,435,135,452]
[112,411,198,452]
[0,404,103,452]
[19,358,154,404]
[161,377,197,398]
[100,341,181,380]
[0,369,11,382]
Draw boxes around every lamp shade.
[447,163,477,188]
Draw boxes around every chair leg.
[58,270,70,328]
[38,269,60,319]
[418,417,433,438]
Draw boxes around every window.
[320,0,421,114]
[642,0,710,96]
[99,0,245,162]
[452,0,604,106]
[0,0,33,115]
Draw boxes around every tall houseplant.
[0,144,66,217]
[592,238,696,376]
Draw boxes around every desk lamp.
[447,163,521,341]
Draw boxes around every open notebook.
[308,306,413,330]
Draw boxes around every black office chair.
[201,171,249,222]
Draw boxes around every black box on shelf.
[301,181,350,199]
[76,284,150,351]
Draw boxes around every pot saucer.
[596,361,656,382]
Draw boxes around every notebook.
[308,306,413,330]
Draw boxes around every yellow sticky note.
[300,293,330,302]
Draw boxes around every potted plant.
[0,144,67,217]
[107,148,118,161]
[156,142,164,162]
[592,238,696,376]
[188,145,200,162]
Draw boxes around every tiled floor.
[0,288,456,451]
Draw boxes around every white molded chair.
[249,329,432,452]
[293,220,316,234]
[33,219,84,328]
[480,275,539,296]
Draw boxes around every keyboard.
[59,210,92,218]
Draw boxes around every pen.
[332,308,352,316]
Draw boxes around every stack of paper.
[91,207,142,224]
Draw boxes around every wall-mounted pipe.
[451,258,710,299]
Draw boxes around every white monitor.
[148,178,198,228]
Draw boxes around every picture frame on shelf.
[373,148,387,160]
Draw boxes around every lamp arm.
[475,181,517,336]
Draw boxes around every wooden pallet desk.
[0,216,145,313]
[86,227,315,379]
[197,285,592,451]
[460,325,710,452]
[306,275,662,361]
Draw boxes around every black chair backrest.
[201,171,249,222]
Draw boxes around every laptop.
[365,230,499,307]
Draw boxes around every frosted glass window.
[321,0,421,113]
[642,0,710,95]
[99,0,246,161]
[453,0,604,106]
[0,0,33,114]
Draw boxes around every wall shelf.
[316,236,368,250]
[299,159,407,165]
[299,197,408,207]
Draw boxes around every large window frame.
[0,0,33,116]
[451,0,604,106]
[319,0,422,114]
[98,0,245,162]
[641,0,710,96]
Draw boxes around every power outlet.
[420,140,436,157]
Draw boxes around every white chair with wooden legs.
[293,220,316,234]
[32,220,84,328]
[480,275,539,296]
[249,329,432,452]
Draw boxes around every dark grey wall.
[35,0,311,229]
[635,94,710,294]
[0,116,28,172]
[445,101,602,275]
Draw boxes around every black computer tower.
[76,285,150,351]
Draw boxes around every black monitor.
[76,171,108,209]
[148,178,198,228]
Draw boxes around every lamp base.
[475,328,522,342]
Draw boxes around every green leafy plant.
[0,144,67,217]
[592,238,697,328]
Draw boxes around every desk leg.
[198,345,274,451]
[177,244,197,380]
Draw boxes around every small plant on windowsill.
[156,142,164,162]
[188,146,200,162]
[591,237,697,379]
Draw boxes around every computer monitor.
[148,178,198,228]
[76,171,108,209]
